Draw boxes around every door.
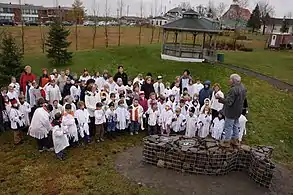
[270,35,277,46]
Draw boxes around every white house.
[150,16,169,26]
[261,17,293,34]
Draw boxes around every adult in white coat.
[46,80,62,105]
[28,104,53,152]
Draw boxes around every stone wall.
[142,135,275,188]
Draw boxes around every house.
[0,2,83,24]
[261,17,293,34]
[149,16,169,26]
[222,4,251,21]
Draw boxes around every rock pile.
[142,135,275,188]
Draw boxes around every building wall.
[261,24,293,34]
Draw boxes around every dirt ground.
[1,26,266,54]
[115,147,293,195]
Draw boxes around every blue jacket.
[199,80,212,106]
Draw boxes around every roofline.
[162,26,221,33]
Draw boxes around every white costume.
[200,98,211,113]
[19,102,31,126]
[85,91,101,117]
[153,82,165,97]
[63,103,76,114]
[159,109,173,130]
[7,91,18,101]
[70,85,81,103]
[9,107,25,130]
[115,105,129,130]
[171,86,180,103]
[146,108,159,126]
[28,107,52,139]
[46,85,62,105]
[211,117,225,140]
[10,82,20,96]
[52,125,69,154]
[96,77,107,90]
[107,81,118,93]
[185,115,198,137]
[210,90,224,112]
[193,83,204,96]
[94,109,106,125]
[187,84,196,98]
[62,113,78,142]
[79,75,91,82]
[75,109,90,138]
[197,113,212,138]
[51,104,63,118]
[239,115,248,141]
[171,113,186,133]
[164,88,172,99]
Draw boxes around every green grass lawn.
[223,50,293,84]
[1,45,293,194]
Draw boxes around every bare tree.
[216,2,227,18]
[104,0,109,48]
[19,0,25,54]
[72,0,84,51]
[92,0,98,49]
[258,0,274,34]
[118,0,124,46]
[286,11,292,19]
[178,2,192,10]
[39,17,46,53]
[138,0,143,45]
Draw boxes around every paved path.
[218,63,293,92]
[115,147,293,195]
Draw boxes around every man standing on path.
[216,73,246,148]
[114,65,128,86]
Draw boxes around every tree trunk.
[21,19,25,54]
[39,23,45,53]
[75,22,78,50]
[150,26,155,44]
[138,23,142,45]
[118,22,121,46]
[262,23,266,35]
[104,23,109,48]
[157,28,161,43]
[92,24,97,49]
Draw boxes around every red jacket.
[20,72,36,94]
[139,98,148,112]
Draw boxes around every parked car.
[83,21,95,26]
[0,19,16,26]
[62,21,73,26]
[44,21,55,26]
[25,20,39,26]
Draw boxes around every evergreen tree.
[46,21,72,66]
[247,4,261,32]
[0,33,24,85]
[281,17,289,33]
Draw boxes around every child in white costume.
[51,100,63,118]
[18,95,31,127]
[171,82,181,104]
[185,107,198,138]
[159,102,173,136]
[197,106,212,138]
[9,99,26,145]
[115,99,130,132]
[45,80,62,105]
[200,98,211,113]
[63,96,76,113]
[62,104,79,145]
[211,112,225,140]
[129,99,144,135]
[75,101,90,143]
[52,113,69,160]
[238,114,248,142]
[189,99,200,117]
[146,102,160,135]
[171,107,186,134]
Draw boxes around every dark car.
[62,21,73,26]
[44,21,55,26]
[25,20,39,26]
[0,19,16,26]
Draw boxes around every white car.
[83,21,95,26]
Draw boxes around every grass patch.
[0,45,292,194]
[223,50,293,84]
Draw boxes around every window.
[156,20,158,25]
[165,21,167,24]
[0,8,4,13]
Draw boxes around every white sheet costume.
[197,113,212,138]
[171,113,186,133]
[210,117,225,140]
[210,90,224,112]
[200,98,211,113]
[52,124,69,154]
[115,105,129,130]
[28,107,52,139]
[171,86,180,103]
[159,109,173,134]
[70,85,81,103]
[146,107,160,126]
[9,107,26,130]
[46,85,62,105]
[62,113,78,142]
[51,104,63,118]
[85,91,101,117]
[19,102,31,126]
[239,115,248,141]
[75,109,90,138]
[185,115,198,138]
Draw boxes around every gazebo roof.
[162,9,221,33]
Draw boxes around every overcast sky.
[2,0,291,18]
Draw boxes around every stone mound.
[142,135,275,188]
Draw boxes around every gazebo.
[161,9,221,62]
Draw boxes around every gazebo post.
[209,34,213,48]
[161,29,166,55]
[179,31,183,57]
[192,32,197,47]
[202,32,206,49]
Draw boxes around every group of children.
[0,68,248,160]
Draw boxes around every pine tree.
[281,17,289,33]
[247,4,261,32]
[46,21,72,66]
[0,33,24,85]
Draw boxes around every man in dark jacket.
[113,65,128,86]
[216,73,246,148]
[198,80,213,107]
